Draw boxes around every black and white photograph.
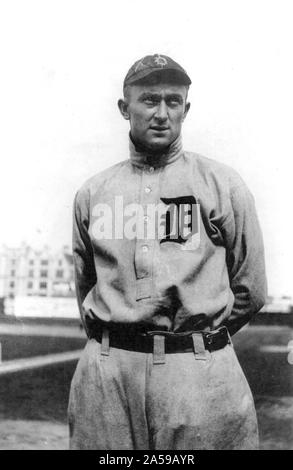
[0,0,292,453]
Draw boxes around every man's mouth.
[150,126,169,131]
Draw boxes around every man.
[68,54,267,450]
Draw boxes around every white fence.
[4,296,79,319]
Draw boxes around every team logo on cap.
[154,54,168,67]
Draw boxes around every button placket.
[134,167,160,300]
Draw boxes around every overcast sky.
[0,0,292,297]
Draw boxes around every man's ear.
[182,102,191,122]
[118,99,130,120]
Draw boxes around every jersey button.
[149,166,154,173]
[144,186,151,194]
[144,215,149,222]
[142,245,149,253]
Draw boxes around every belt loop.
[101,327,110,358]
[192,333,208,361]
[153,335,165,365]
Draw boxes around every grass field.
[0,334,86,361]
[234,326,293,449]
[0,323,292,449]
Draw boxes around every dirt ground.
[0,420,68,450]
[0,324,292,450]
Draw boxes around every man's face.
[119,82,190,151]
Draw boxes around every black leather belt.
[90,325,231,354]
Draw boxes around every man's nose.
[154,101,168,121]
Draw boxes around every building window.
[11,259,16,266]
[10,281,15,288]
[40,270,48,278]
[28,270,34,277]
[10,269,16,277]
[41,259,48,266]
[39,281,47,289]
[56,269,63,278]
[29,260,34,265]
[27,281,33,289]
[58,260,63,266]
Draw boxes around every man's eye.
[168,99,180,106]
[144,99,157,105]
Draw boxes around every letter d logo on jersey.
[160,196,200,251]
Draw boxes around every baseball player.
[68,54,267,450]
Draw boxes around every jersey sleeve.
[221,182,267,335]
[72,188,97,335]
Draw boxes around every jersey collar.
[129,134,183,169]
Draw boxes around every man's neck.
[130,133,172,156]
[129,133,183,169]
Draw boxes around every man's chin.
[144,137,173,153]
[130,133,175,154]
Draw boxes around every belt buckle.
[204,326,230,350]
[204,331,214,347]
[217,325,231,344]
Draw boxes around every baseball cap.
[123,54,192,88]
